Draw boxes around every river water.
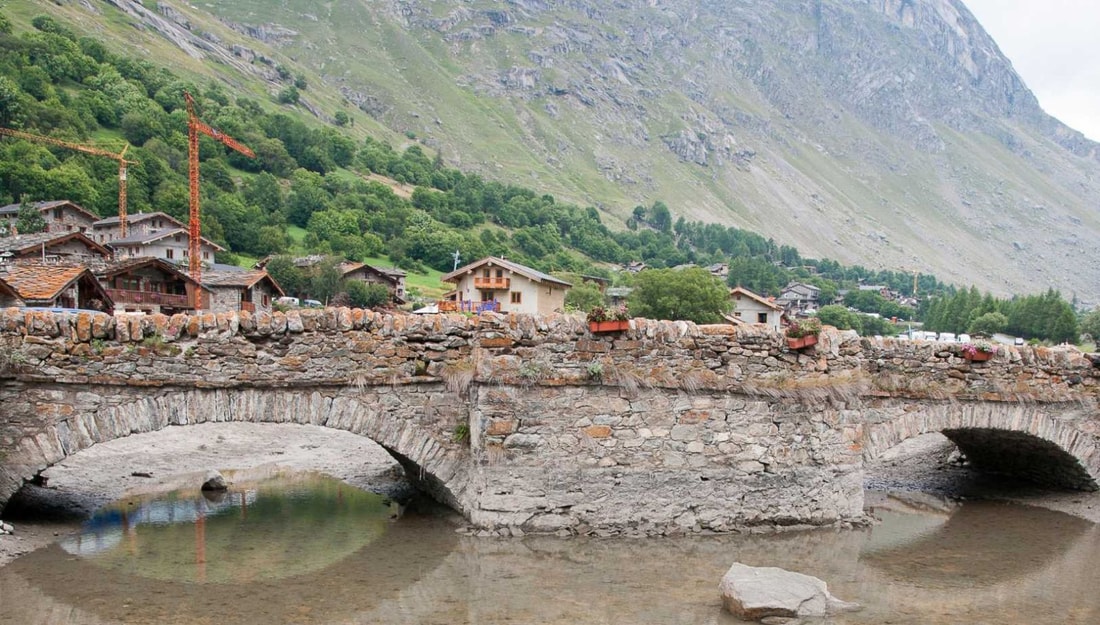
[1,472,1098,625]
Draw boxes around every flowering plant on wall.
[785,317,822,339]
[961,341,997,358]
[587,304,630,323]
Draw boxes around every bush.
[344,281,391,308]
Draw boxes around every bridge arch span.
[0,386,472,513]
[862,402,1100,490]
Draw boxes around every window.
[510,292,521,304]
[734,312,742,318]
[203,251,210,260]
[757,312,768,324]
[166,249,174,259]
[496,269,503,278]
[174,235,181,243]
[54,209,62,219]
[483,269,490,278]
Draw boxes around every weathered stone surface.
[719,563,859,620]
[0,310,1096,537]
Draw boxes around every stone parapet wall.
[0,308,1098,535]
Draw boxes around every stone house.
[91,257,207,315]
[90,212,181,245]
[728,286,783,331]
[340,262,407,304]
[107,227,224,268]
[777,282,822,314]
[442,256,572,315]
[0,231,112,264]
[0,200,100,235]
[201,269,284,314]
[0,262,113,312]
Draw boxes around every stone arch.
[0,386,472,514]
[862,401,1100,490]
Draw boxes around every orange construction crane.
[0,127,137,237]
[183,91,255,282]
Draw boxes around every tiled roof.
[0,263,89,300]
[442,256,572,288]
[730,286,783,311]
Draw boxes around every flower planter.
[589,320,630,333]
[786,334,818,350]
[965,351,993,362]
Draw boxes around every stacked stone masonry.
[0,308,1097,535]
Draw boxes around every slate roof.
[92,211,183,228]
[0,231,112,257]
[106,228,225,251]
[442,256,572,288]
[202,269,284,296]
[0,200,100,222]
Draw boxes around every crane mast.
[183,92,255,285]
[0,127,137,237]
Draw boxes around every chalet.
[0,231,112,263]
[0,263,112,312]
[0,200,100,235]
[728,286,783,331]
[107,228,224,267]
[340,262,407,304]
[441,256,572,315]
[777,282,822,314]
[91,211,182,245]
[90,257,207,315]
[202,268,284,314]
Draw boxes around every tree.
[264,256,305,297]
[564,281,604,313]
[816,305,859,331]
[14,202,47,234]
[1081,308,1100,343]
[628,267,730,324]
[277,86,300,105]
[333,110,350,127]
[310,257,344,303]
[344,281,391,308]
[967,311,1008,336]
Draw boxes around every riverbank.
[0,422,405,567]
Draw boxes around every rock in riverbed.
[201,471,229,491]
[719,562,859,620]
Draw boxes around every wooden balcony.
[473,277,510,290]
[106,289,192,309]
[240,301,256,313]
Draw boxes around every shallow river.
[1,473,1098,625]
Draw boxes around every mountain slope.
[17,0,1100,303]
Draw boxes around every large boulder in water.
[201,471,229,492]
[719,562,860,620]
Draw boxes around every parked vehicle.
[958,334,971,344]
[303,299,323,308]
[1014,337,1025,346]
[939,332,957,343]
[275,296,300,307]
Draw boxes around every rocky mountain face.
[51,0,1100,303]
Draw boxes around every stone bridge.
[0,308,1096,535]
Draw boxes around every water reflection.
[3,480,1100,625]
